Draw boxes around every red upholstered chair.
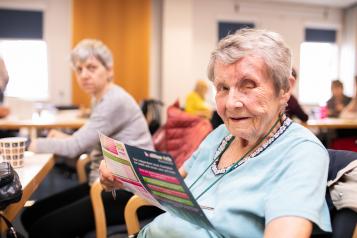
[153,100,212,167]
[330,137,357,152]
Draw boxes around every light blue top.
[139,122,332,238]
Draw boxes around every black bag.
[0,162,22,210]
[0,213,25,238]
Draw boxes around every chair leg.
[90,179,106,238]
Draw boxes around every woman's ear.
[107,66,114,81]
[280,76,296,105]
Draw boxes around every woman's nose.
[79,68,90,79]
[226,89,243,108]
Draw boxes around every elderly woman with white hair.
[22,39,158,238]
[100,29,332,238]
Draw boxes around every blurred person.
[100,29,331,237]
[185,79,212,119]
[285,68,309,122]
[326,80,351,118]
[330,76,357,151]
[22,39,160,238]
[0,56,18,138]
[340,76,357,119]
[0,56,10,118]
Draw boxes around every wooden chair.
[76,154,106,238]
[90,180,106,238]
[124,195,152,236]
[76,154,91,183]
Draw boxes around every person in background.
[185,79,212,119]
[0,56,19,139]
[285,68,309,122]
[326,80,351,118]
[340,76,357,119]
[0,56,10,118]
[22,39,159,238]
[100,29,331,237]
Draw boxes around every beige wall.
[161,0,193,110]
[160,0,346,111]
[340,5,357,96]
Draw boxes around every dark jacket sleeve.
[286,96,309,122]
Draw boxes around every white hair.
[70,39,113,69]
[207,28,292,95]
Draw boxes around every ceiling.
[254,0,357,8]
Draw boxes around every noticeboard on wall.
[218,21,255,40]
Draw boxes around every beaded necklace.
[189,115,289,200]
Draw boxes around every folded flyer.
[99,133,214,231]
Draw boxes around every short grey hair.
[70,39,113,69]
[207,28,292,95]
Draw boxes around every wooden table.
[0,110,87,139]
[304,118,357,129]
[0,152,54,232]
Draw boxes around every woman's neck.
[218,114,285,169]
[94,82,114,101]
[235,114,284,151]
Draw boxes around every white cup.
[0,137,27,168]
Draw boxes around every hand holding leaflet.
[99,133,215,231]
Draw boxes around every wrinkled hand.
[47,129,70,139]
[99,160,124,191]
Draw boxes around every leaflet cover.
[99,133,214,231]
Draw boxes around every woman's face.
[74,56,113,98]
[214,56,288,142]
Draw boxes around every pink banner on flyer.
[115,176,142,187]
[148,184,189,199]
[138,168,180,184]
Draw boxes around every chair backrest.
[140,99,163,135]
[327,149,357,238]
[153,101,212,168]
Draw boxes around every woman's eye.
[76,67,82,74]
[217,85,229,92]
[87,65,96,72]
[244,81,256,89]
[246,84,254,89]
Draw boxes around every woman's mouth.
[229,116,250,121]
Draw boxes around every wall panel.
[72,0,150,106]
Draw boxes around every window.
[0,40,48,100]
[299,28,338,105]
[0,8,46,100]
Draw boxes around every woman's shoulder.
[99,85,139,109]
[277,122,327,160]
[287,122,322,141]
[107,85,133,100]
